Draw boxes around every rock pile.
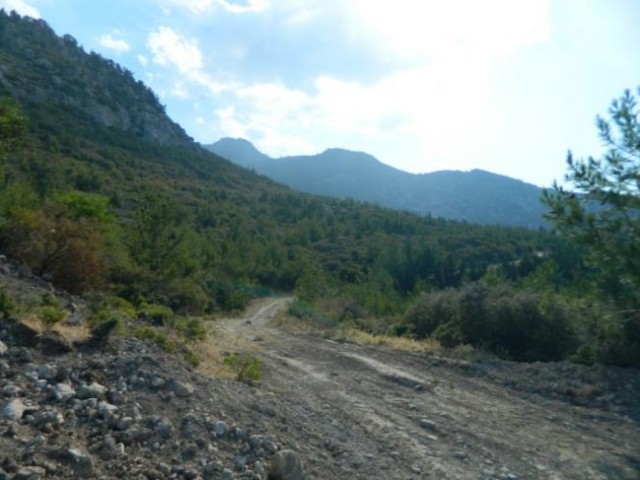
[0,331,305,480]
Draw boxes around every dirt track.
[221,297,640,479]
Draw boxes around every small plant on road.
[224,353,263,384]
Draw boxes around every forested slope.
[5,10,635,367]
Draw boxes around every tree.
[542,87,640,308]
[0,96,27,184]
[543,88,640,366]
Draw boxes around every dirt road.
[220,297,640,479]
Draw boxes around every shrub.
[0,287,16,318]
[137,304,173,326]
[288,300,337,330]
[38,305,66,329]
[170,317,207,342]
[403,283,578,361]
[132,326,176,353]
[224,353,263,384]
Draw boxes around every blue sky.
[1,0,639,187]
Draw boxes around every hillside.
[0,10,571,317]
[207,138,547,228]
[2,266,639,479]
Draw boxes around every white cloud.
[349,0,550,62]
[159,0,268,15]
[137,54,149,66]
[147,26,203,74]
[0,0,40,18]
[98,34,131,53]
[171,81,190,98]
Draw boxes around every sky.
[1,0,639,187]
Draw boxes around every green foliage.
[0,287,16,318]
[170,316,207,341]
[53,190,113,222]
[403,283,577,361]
[0,95,27,153]
[542,87,640,307]
[132,326,177,353]
[288,300,337,330]
[224,353,263,384]
[137,303,174,326]
[38,305,66,329]
[542,87,640,366]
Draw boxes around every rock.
[30,408,64,428]
[14,466,46,479]
[211,420,230,437]
[253,461,266,479]
[97,401,118,418]
[88,318,118,345]
[419,418,437,431]
[1,398,27,420]
[36,363,56,380]
[2,319,38,347]
[233,454,250,469]
[263,440,278,454]
[39,330,73,355]
[57,447,94,478]
[107,390,125,405]
[77,382,107,399]
[267,450,305,480]
[2,384,20,397]
[0,360,9,376]
[0,340,7,356]
[221,468,234,480]
[52,383,76,402]
[150,376,166,388]
[168,379,195,397]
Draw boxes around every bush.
[224,353,263,384]
[288,300,337,330]
[137,304,173,326]
[170,317,207,341]
[38,305,66,329]
[132,326,176,353]
[0,287,16,318]
[572,309,640,367]
[403,283,578,361]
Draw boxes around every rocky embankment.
[0,331,303,480]
[0,259,304,480]
[2,258,640,479]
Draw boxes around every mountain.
[0,12,192,148]
[0,10,575,320]
[207,138,548,228]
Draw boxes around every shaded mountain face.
[207,138,548,228]
[0,11,192,148]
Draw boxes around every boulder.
[267,450,305,480]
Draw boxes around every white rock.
[211,420,229,437]
[97,401,118,418]
[1,398,27,420]
[53,383,76,402]
[0,340,8,356]
[77,382,107,399]
[36,364,57,380]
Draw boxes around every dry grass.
[332,327,443,353]
[15,315,91,343]
[191,319,261,380]
[54,322,91,343]
[275,309,444,354]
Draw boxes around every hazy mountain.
[207,138,548,228]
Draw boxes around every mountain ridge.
[206,137,548,228]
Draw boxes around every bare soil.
[222,297,640,479]
[1,280,639,479]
